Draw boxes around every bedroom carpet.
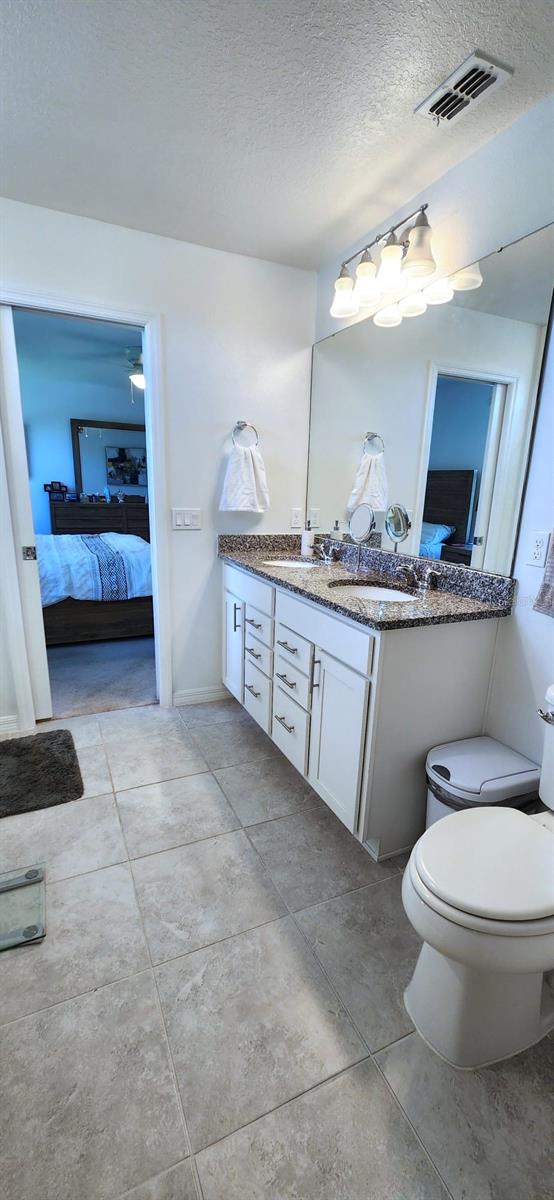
[0,730,83,818]
[47,637,156,717]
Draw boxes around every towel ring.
[363,431,385,454]
[232,420,259,447]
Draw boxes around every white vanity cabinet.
[222,562,499,860]
[308,651,369,832]
[222,588,244,701]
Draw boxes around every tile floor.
[47,636,156,716]
[1,699,552,1200]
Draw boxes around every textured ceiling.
[1,0,552,268]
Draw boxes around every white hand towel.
[219,444,270,513]
[346,450,388,514]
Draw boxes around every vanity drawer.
[275,622,313,676]
[223,563,274,617]
[274,653,311,711]
[244,638,273,677]
[244,661,272,733]
[244,604,273,649]
[276,591,373,676]
[272,687,310,775]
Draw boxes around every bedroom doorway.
[0,302,169,724]
[416,366,511,572]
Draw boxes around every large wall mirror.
[71,418,147,497]
[307,224,553,575]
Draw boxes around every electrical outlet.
[526,529,550,567]
[309,507,320,528]
[290,507,303,529]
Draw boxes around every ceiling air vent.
[415,51,513,127]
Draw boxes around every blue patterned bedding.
[36,532,152,607]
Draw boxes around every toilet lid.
[415,808,554,921]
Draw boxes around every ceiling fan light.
[330,266,360,319]
[353,250,379,307]
[421,278,454,305]
[402,210,436,278]
[129,371,146,389]
[373,303,403,328]
[377,233,403,290]
[450,261,483,290]
[398,292,427,317]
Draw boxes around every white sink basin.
[332,584,415,602]
[262,559,317,569]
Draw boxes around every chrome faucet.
[397,564,417,589]
[313,543,338,565]
[420,566,441,591]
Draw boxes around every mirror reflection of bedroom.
[13,309,156,717]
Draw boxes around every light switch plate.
[290,507,303,529]
[309,507,320,528]
[526,529,550,567]
[172,508,202,530]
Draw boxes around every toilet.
[402,688,554,1069]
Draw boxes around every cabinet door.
[308,650,369,833]
[223,591,244,701]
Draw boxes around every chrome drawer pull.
[276,671,296,690]
[277,639,298,654]
[275,714,295,734]
[233,602,241,632]
[537,707,554,725]
[245,646,262,659]
[245,683,261,699]
[245,618,262,629]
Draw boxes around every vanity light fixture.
[421,277,454,305]
[330,203,435,320]
[373,302,403,328]
[353,250,380,307]
[398,292,427,317]
[450,261,483,290]
[330,264,360,318]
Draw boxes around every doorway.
[418,368,509,571]
[0,303,170,726]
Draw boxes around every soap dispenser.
[301,520,315,557]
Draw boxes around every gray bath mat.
[0,730,83,819]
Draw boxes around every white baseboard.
[0,714,20,737]
[173,685,230,707]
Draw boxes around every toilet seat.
[414,807,554,923]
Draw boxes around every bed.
[419,469,478,563]
[38,529,153,646]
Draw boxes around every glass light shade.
[377,234,403,290]
[373,303,403,328]
[450,261,483,290]
[330,268,359,319]
[402,211,436,278]
[398,292,427,317]
[129,372,146,389]
[421,278,454,305]
[353,252,379,306]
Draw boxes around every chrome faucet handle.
[397,564,417,588]
[421,566,441,591]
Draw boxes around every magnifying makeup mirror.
[385,503,411,549]
[348,502,376,544]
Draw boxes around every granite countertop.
[219,548,513,632]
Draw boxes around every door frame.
[411,360,535,573]
[0,288,172,722]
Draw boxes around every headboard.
[422,469,478,545]
[49,500,150,541]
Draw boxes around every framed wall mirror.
[307,223,554,575]
[71,418,147,496]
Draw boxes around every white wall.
[0,198,316,711]
[308,303,541,550]
[316,95,554,342]
[486,325,554,763]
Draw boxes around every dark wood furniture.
[49,499,150,541]
[422,469,478,561]
[44,500,152,647]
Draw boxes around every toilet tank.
[539,684,554,812]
